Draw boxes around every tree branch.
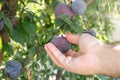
[22,46,41,71]
[56,70,63,80]
[27,69,32,80]
[0,51,3,64]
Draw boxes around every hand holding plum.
[45,32,120,77]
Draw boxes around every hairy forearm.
[96,43,120,78]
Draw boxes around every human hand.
[44,32,103,75]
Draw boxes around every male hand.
[44,32,103,75]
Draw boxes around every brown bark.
[27,70,32,80]
[0,51,4,64]
[56,70,63,80]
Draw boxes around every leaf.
[94,75,110,80]
[28,46,36,58]
[11,29,25,45]
[59,14,83,33]
[2,14,13,33]
[23,22,37,36]
[55,19,64,27]
[29,0,40,5]
[10,22,30,45]
[3,43,13,54]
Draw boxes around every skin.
[44,32,120,78]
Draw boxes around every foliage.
[0,0,120,80]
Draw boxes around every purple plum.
[50,35,71,53]
[55,3,75,19]
[4,60,22,80]
[71,0,86,15]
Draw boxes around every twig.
[22,46,41,71]
[0,51,3,64]
[87,0,94,6]
[53,23,65,35]
[27,69,32,80]
[56,70,63,80]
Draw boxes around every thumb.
[66,32,80,45]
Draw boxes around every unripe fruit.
[55,3,75,19]
[50,35,71,53]
[71,0,86,15]
[4,60,22,80]
[0,18,4,31]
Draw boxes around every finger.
[66,32,80,45]
[62,54,94,75]
[46,43,67,66]
[65,49,79,57]
[45,43,93,74]
[44,44,63,68]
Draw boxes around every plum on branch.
[55,3,75,19]
[4,60,22,80]
[50,35,71,53]
[71,0,86,15]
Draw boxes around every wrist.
[94,43,120,77]
[93,43,110,75]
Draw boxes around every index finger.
[46,43,66,66]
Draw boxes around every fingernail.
[44,43,50,48]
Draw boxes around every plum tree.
[55,3,75,19]
[50,35,71,53]
[71,0,86,15]
[4,60,22,80]
[0,0,117,79]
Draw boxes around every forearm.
[96,43,120,78]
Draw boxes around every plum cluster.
[4,60,22,80]
[50,35,71,53]
[54,0,86,19]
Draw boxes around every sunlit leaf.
[23,22,37,36]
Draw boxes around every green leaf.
[94,75,110,80]
[28,46,36,58]
[2,14,13,33]
[55,19,64,27]
[59,14,83,33]
[23,22,37,36]
[10,22,30,45]
[3,43,13,54]
[11,29,25,45]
